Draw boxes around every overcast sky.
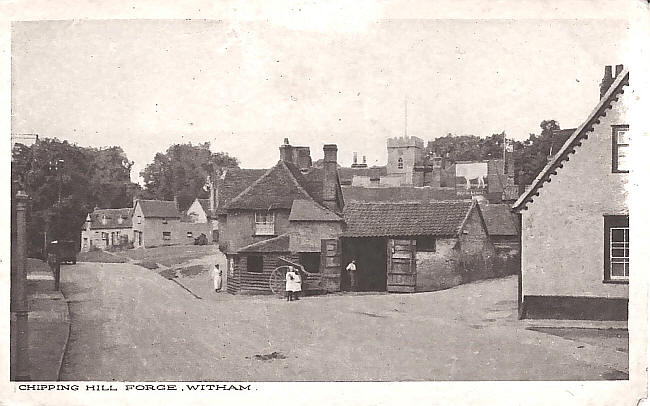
[11,19,629,183]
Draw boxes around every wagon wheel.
[270,265,291,297]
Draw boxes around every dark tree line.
[12,139,140,256]
[425,120,568,186]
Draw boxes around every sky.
[11,19,629,183]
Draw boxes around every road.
[59,262,628,381]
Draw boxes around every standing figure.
[285,267,296,301]
[292,267,302,301]
[47,241,61,291]
[212,264,222,292]
[346,260,358,292]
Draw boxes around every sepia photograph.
[4,1,649,405]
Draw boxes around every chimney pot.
[615,64,624,76]
[362,155,367,164]
[600,65,616,100]
[279,140,293,162]
[353,152,358,165]
[284,138,290,145]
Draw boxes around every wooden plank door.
[387,238,416,293]
[320,239,341,292]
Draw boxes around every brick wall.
[415,238,461,291]
[219,210,291,253]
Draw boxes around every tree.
[140,142,239,212]
[512,120,567,185]
[11,138,141,256]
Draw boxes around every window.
[247,255,263,273]
[101,215,107,225]
[416,236,436,252]
[117,217,124,225]
[187,231,193,238]
[397,157,404,169]
[162,217,168,224]
[163,231,171,241]
[137,215,142,224]
[83,238,88,247]
[255,212,275,235]
[604,215,629,282]
[612,125,629,173]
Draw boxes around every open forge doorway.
[341,237,387,292]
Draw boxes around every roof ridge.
[278,161,317,203]
[513,69,629,211]
[225,164,278,208]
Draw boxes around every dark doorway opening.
[342,237,387,292]
[299,252,320,274]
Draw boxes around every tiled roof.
[289,199,343,221]
[343,201,474,237]
[88,208,133,229]
[136,200,181,218]
[342,186,457,203]
[513,69,629,211]
[225,161,342,211]
[479,203,519,236]
[238,233,291,253]
[215,168,267,214]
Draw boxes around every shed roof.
[136,200,181,218]
[513,69,629,211]
[238,233,291,253]
[343,201,475,237]
[289,199,343,221]
[479,203,519,236]
[88,208,133,229]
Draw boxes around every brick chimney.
[600,65,615,100]
[173,195,180,212]
[292,146,312,169]
[279,138,293,162]
[322,144,339,211]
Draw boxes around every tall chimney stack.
[353,152,358,166]
[600,65,614,100]
[615,64,624,76]
[322,144,339,211]
[279,138,293,162]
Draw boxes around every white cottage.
[513,65,630,320]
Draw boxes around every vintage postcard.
[2,1,649,405]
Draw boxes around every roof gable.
[135,200,181,218]
[216,168,267,213]
[343,201,474,237]
[225,161,319,210]
[513,69,629,211]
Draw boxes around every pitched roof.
[225,161,336,211]
[343,201,475,237]
[215,168,267,214]
[197,199,211,214]
[479,203,519,236]
[88,208,133,229]
[238,233,291,253]
[513,69,629,211]
[289,199,343,221]
[342,186,457,203]
[136,200,181,218]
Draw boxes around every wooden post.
[12,191,31,381]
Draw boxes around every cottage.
[342,201,495,292]
[216,139,345,294]
[132,199,211,248]
[81,208,133,251]
[512,65,630,320]
[479,203,519,254]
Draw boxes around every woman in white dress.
[285,267,302,301]
[212,264,222,292]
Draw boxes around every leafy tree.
[11,139,140,256]
[140,142,239,212]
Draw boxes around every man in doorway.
[346,260,358,292]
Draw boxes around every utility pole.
[404,96,408,138]
[12,191,31,381]
[56,159,64,204]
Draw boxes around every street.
[59,262,628,381]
